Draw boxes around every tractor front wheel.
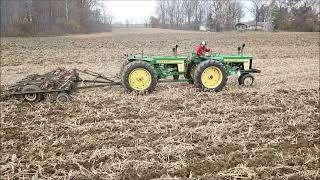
[238,73,254,86]
[122,61,158,93]
[194,60,227,92]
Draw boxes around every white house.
[235,22,273,31]
[199,25,207,31]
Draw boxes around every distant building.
[199,25,207,31]
[235,23,247,31]
[235,22,273,31]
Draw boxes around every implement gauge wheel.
[239,73,254,87]
[21,85,43,102]
[56,92,71,102]
[194,60,227,92]
[122,61,158,93]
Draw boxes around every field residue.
[1,28,319,179]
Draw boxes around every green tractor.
[121,44,261,93]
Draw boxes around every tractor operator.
[196,41,211,59]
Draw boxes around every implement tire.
[21,85,43,102]
[194,60,227,92]
[56,92,71,102]
[122,61,158,93]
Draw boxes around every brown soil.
[1,28,319,179]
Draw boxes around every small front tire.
[239,73,254,87]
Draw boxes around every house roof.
[235,23,247,26]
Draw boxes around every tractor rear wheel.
[118,59,130,78]
[122,61,158,93]
[184,62,197,84]
[21,85,43,102]
[194,60,227,92]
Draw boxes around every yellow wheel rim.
[190,64,197,79]
[128,68,152,91]
[201,66,223,88]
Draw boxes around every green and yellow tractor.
[121,44,260,93]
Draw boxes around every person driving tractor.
[196,41,210,59]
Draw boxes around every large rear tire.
[122,61,158,93]
[194,60,227,92]
[173,75,179,80]
[118,59,130,78]
[184,62,197,84]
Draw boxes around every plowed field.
[1,28,319,179]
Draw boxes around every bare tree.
[231,0,244,23]
[156,0,166,25]
[153,0,318,31]
[250,0,268,30]
[182,0,193,25]
[143,16,149,28]
[65,0,69,22]
[208,0,225,31]
[0,0,113,36]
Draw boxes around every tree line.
[150,0,319,32]
[0,0,112,36]
[150,0,243,31]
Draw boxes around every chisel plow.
[0,68,121,102]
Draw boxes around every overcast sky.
[106,0,254,24]
[108,1,157,24]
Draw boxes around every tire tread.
[122,61,158,93]
[194,60,228,92]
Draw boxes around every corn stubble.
[1,29,319,179]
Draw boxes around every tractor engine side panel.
[155,60,186,73]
